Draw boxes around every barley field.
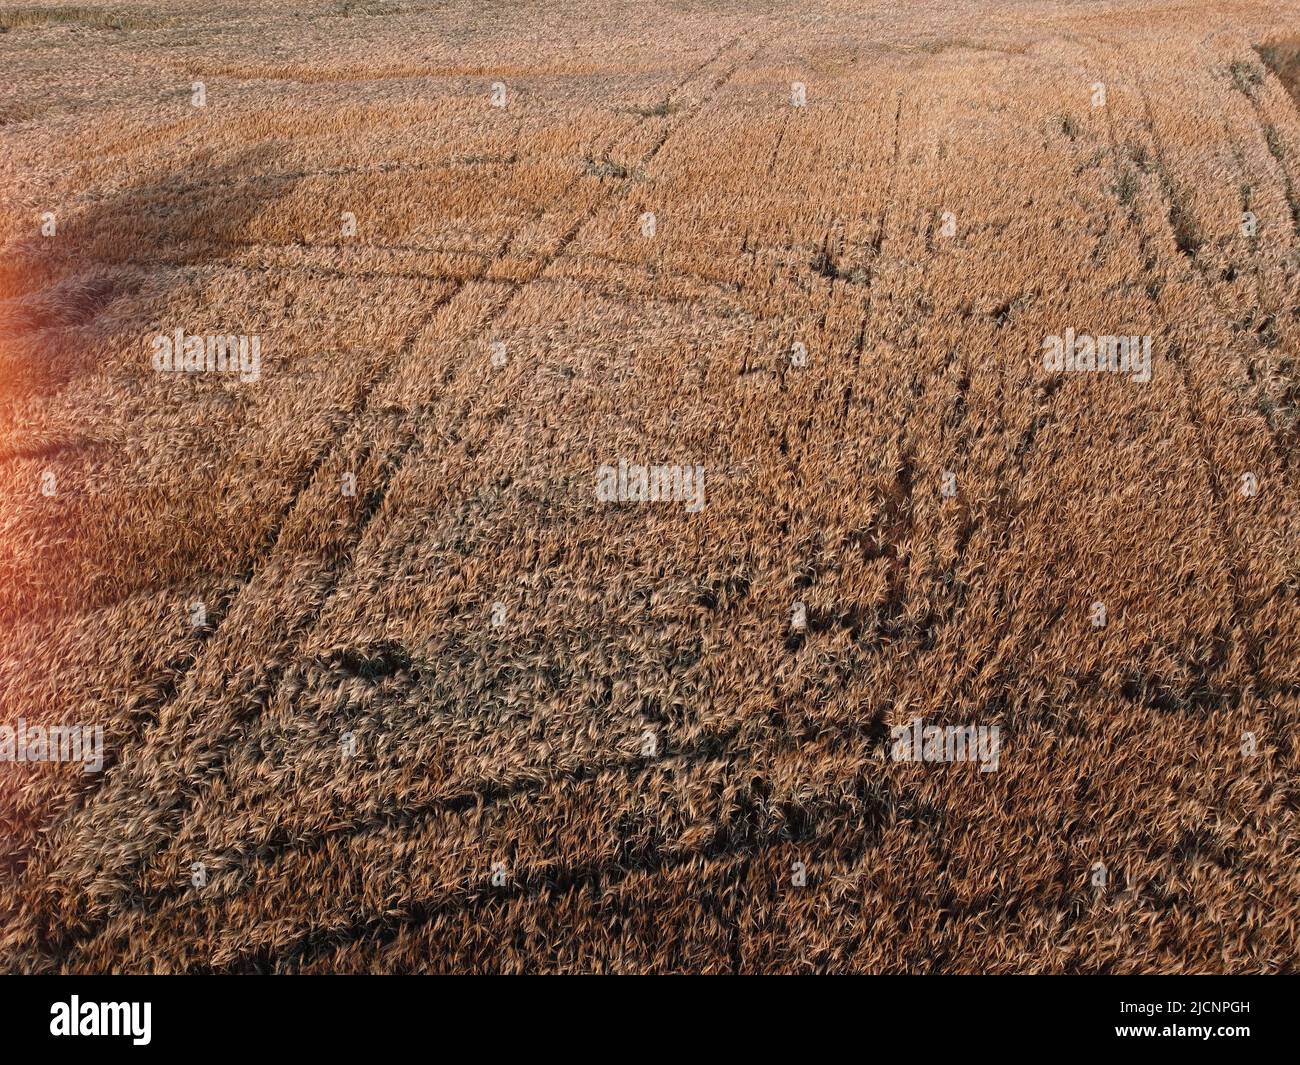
[1,0,1298,974]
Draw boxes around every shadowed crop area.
[1,0,1298,974]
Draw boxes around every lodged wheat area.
[0,0,1298,974]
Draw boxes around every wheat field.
[1,0,1298,974]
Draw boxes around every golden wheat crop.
[0,0,1298,974]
